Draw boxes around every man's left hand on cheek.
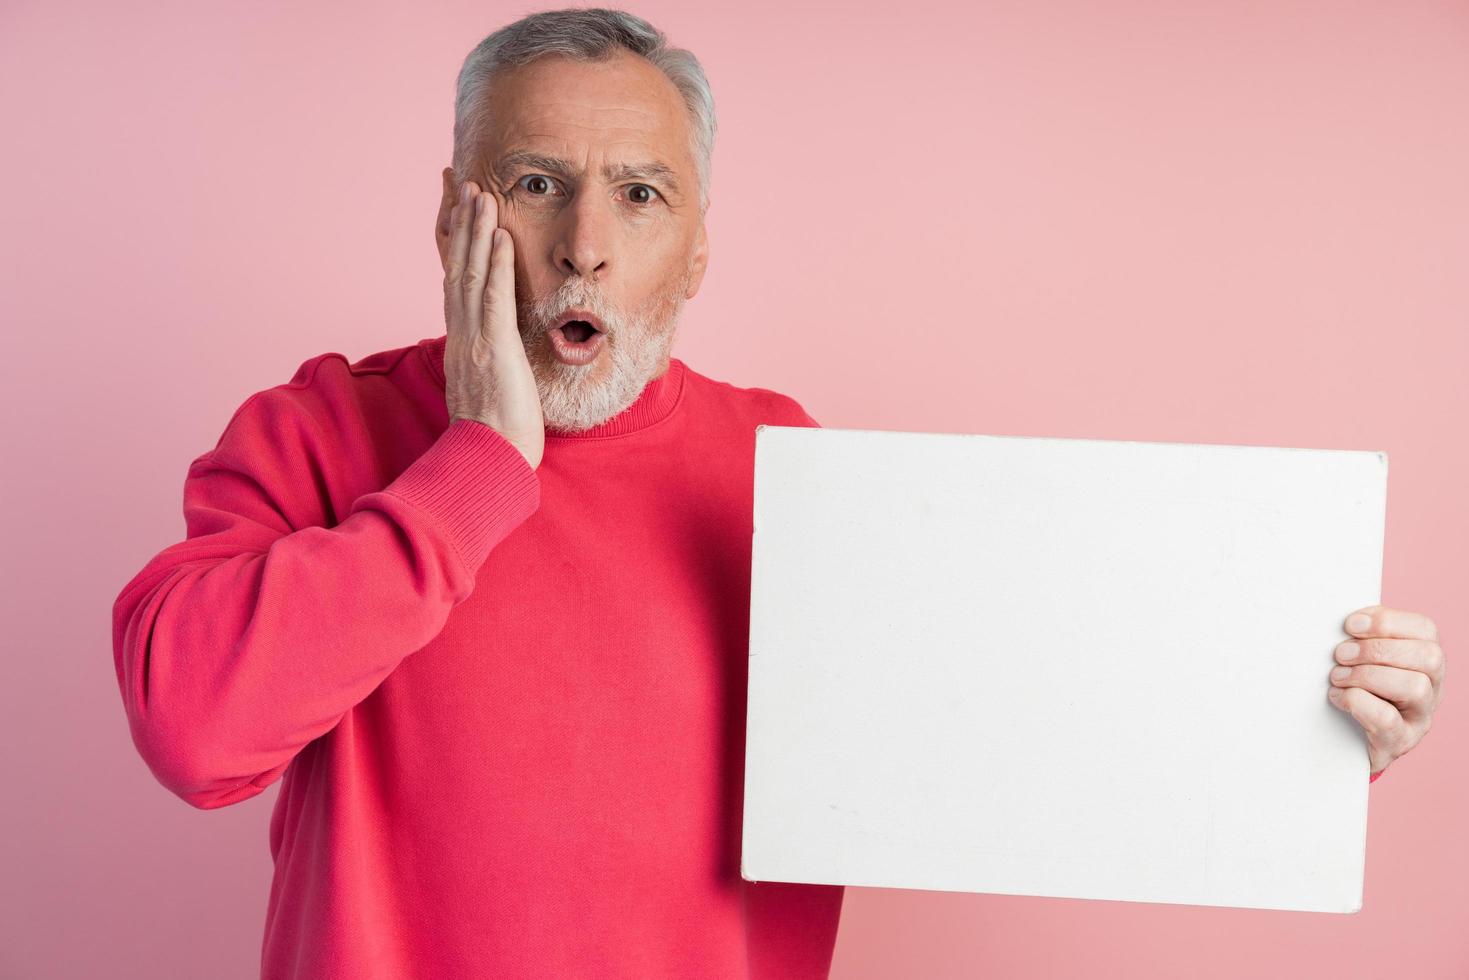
[1329,604,1446,780]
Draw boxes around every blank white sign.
[741,426,1387,914]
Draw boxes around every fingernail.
[1330,666,1350,681]
[1336,641,1359,662]
[460,183,472,203]
[1346,614,1372,633]
[475,193,484,214]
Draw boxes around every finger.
[463,188,494,340]
[1328,684,1411,744]
[1336,636,1444,688]
[1344,604,1440,642]
[485,223,517,340]
[1329,662,1436,715]
[443,181,477,330]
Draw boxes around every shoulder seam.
[205,352,343,457]
[344,343,421,378]
[204,340,424,459]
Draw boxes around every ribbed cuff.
[382,418,541,570]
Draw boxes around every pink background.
[2,1,1465,977]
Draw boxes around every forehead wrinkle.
[504,95,683,145]
[509,104,669,143]
[490,113,689,191]
[486,79,694,195]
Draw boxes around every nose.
[551,191,612,281]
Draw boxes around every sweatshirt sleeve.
[111,406,540,811]
[791,403,822,428]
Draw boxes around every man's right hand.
[443,180,545,471]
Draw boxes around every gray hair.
[452,8,717,214]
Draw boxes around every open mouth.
[560,319,600,343]
[548,312,608,364]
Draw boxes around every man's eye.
[627,184,660,205]
[516,174,561,196]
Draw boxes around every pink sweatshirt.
[112,334,844,978]
[112,333,1383,977]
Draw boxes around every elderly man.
[111,8,1446,980]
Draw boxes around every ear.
[684,217,710,299]
[435,166,457,272]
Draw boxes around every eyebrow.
[491,150,682,194]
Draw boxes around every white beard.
[522,272,689,434]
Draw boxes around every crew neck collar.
[419,334,687,440]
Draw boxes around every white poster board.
[742,426,1387,914]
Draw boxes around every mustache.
[528,285,618,334]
